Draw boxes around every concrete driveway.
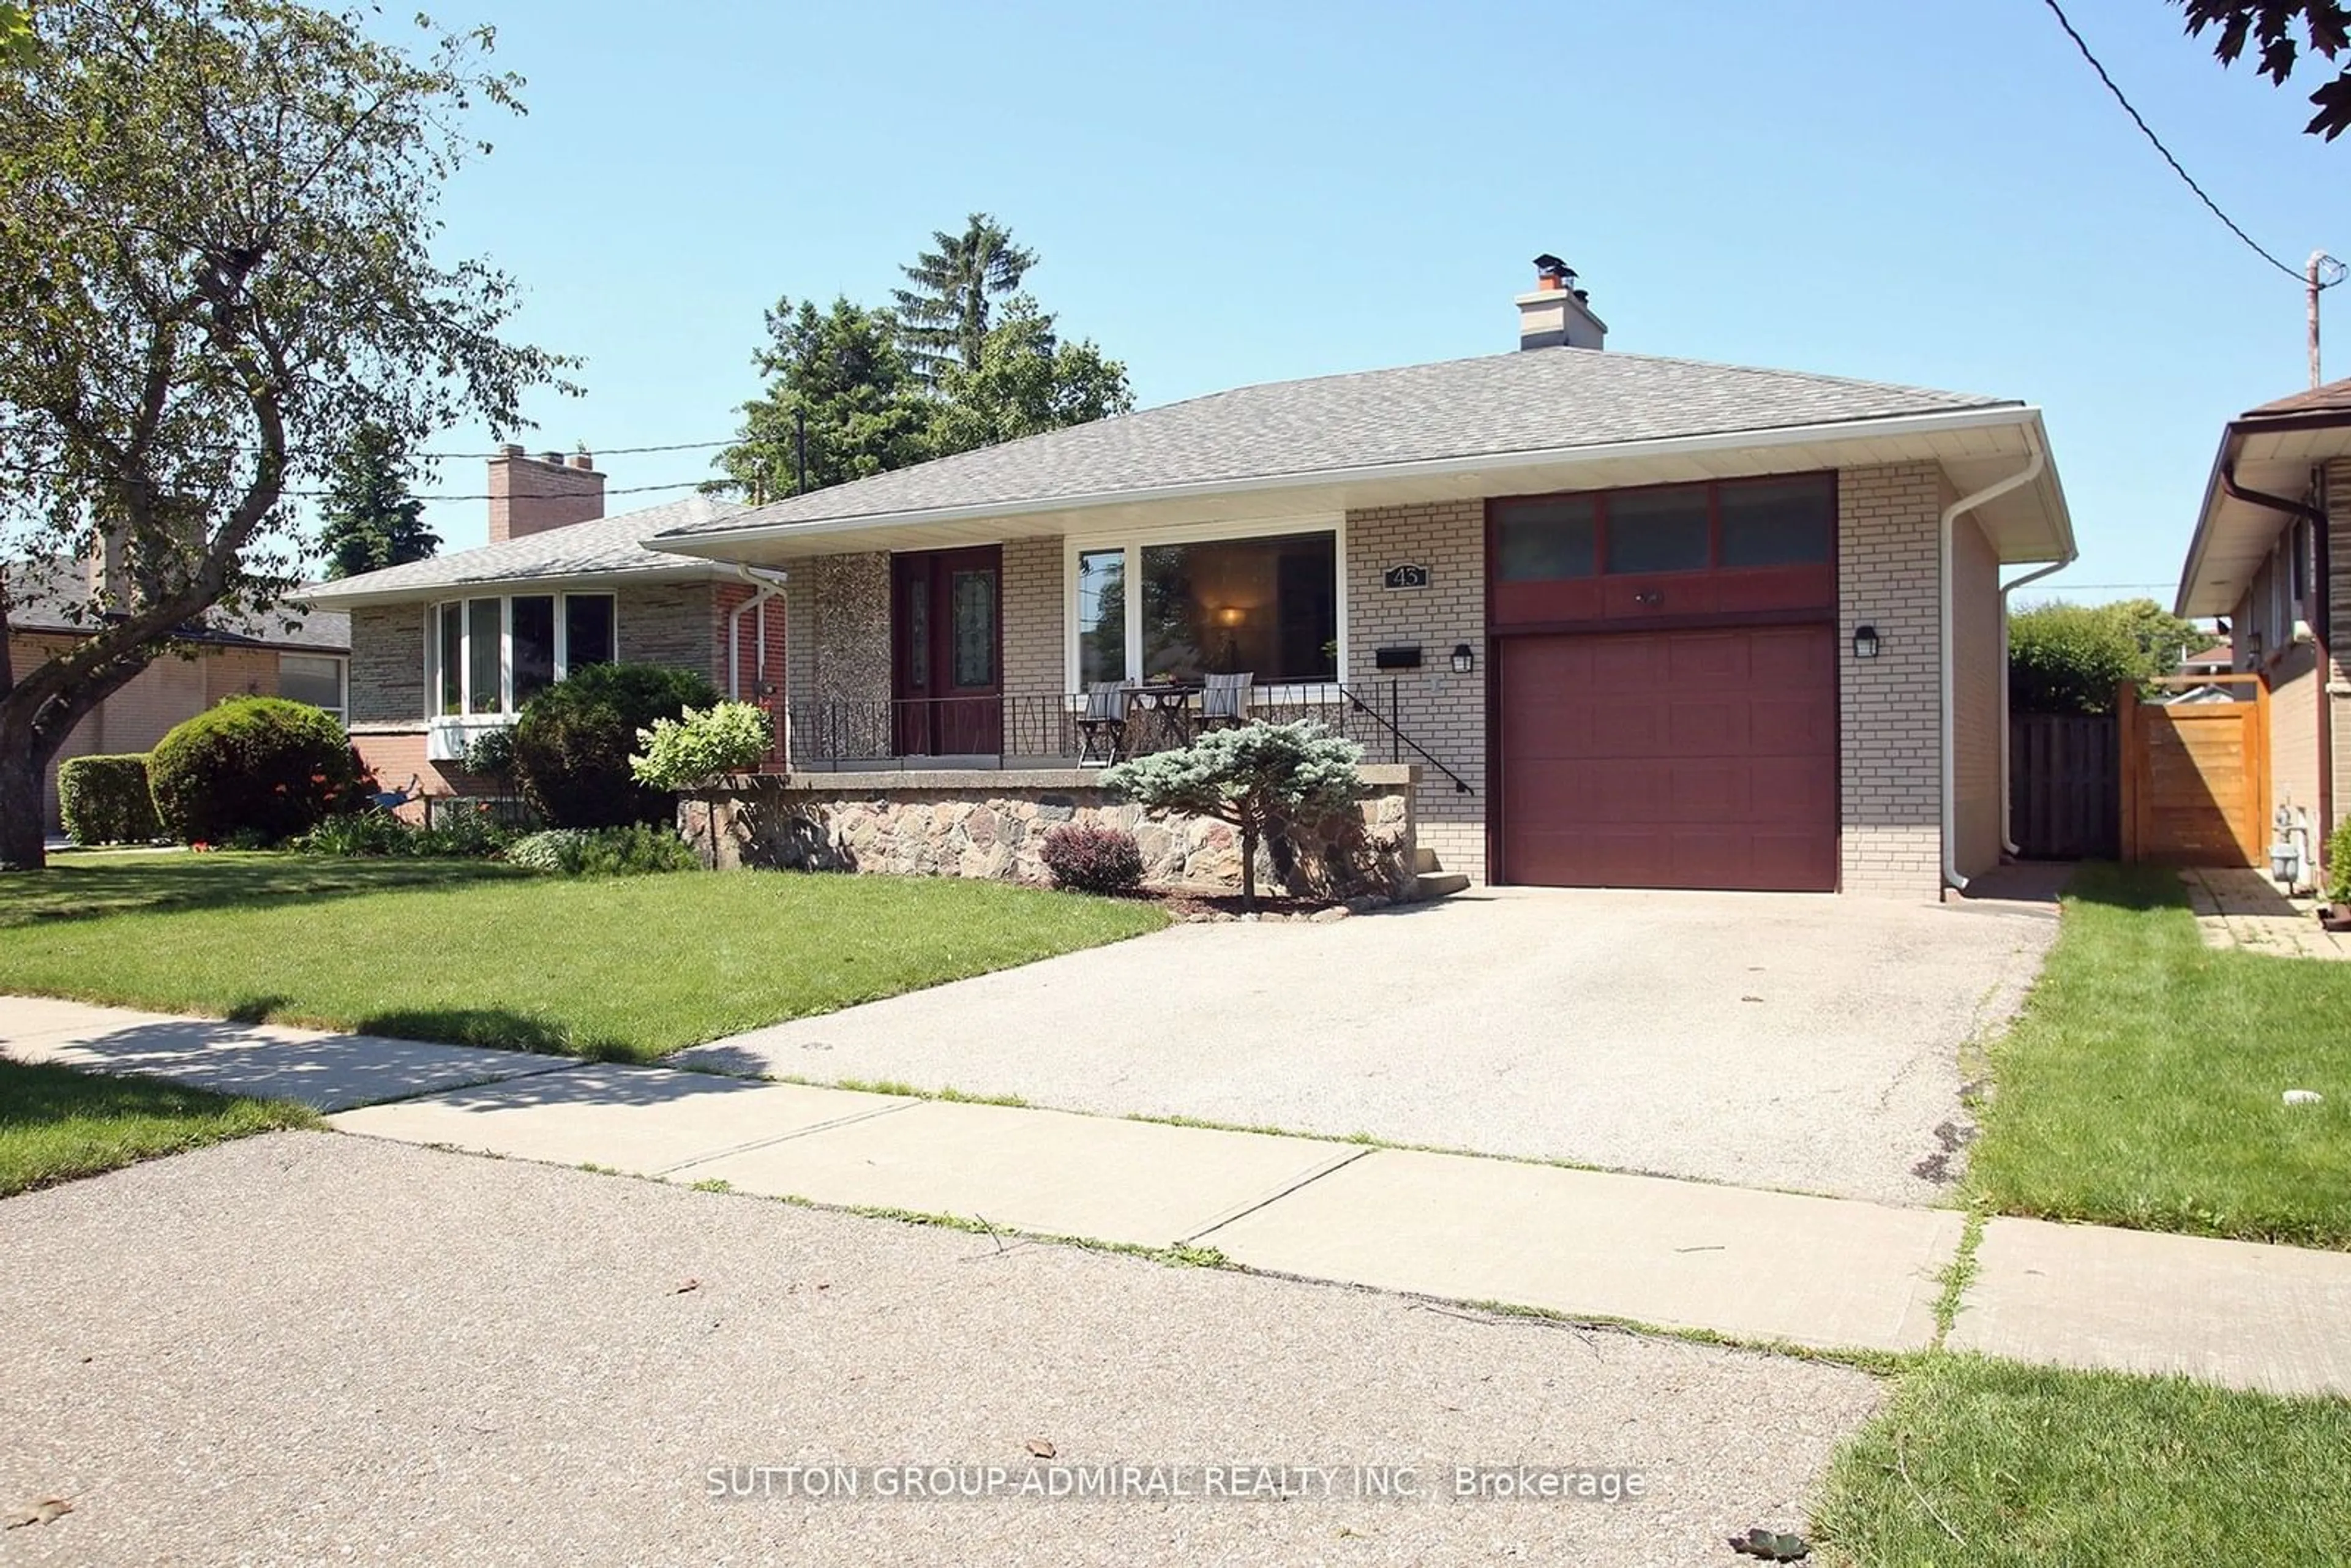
[681,886,2059,1205]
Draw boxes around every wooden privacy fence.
[2119,676,2269,868]
[2009,713,2119,859]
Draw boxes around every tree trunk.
[0,730,49,871]
[1238,822,1258,910]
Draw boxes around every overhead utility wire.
[2039,0,2333,287]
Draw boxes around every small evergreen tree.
[318,422,437,578]
[1103,722,1364,909]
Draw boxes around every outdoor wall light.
[1852,625,1881,660]
[1451,643,1475,673]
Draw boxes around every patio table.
[1126,682,1202,752]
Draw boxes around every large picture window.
[1068,525,1341,689]
[429,591,615,717]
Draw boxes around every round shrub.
[511,663,719,829]
[148,696,363,845]
[1040,821,1146,895]
[57,753,162,844]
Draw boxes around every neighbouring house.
[298,448,774,809]
[2172,378,2351,882]
[6,557,350,833]
[638,261,2076,899]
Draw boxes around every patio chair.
[1197,671,1253,732]
[1074,681,1133,764]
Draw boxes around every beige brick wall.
[1343,500,1488,880]
[1002,537,1062,697]
[1950,511,2003,878]
[20,632,313,830]
[615,581,723,680]
[1838,462,1946,897]
[348,605,425,724]
[2325,460,2351,843]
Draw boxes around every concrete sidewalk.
[8,996,2351,1392]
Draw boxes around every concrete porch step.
[1412,845,1441,874]
[1412,870,1470,901]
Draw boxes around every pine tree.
[318,423,437,578]
[890,212,1037,384]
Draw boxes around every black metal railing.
[779,684,1474,795]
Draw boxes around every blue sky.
[397,0,2349,612]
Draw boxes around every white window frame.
[278,653,348,725]
[1061,514,1348,699]
[422,590,617,719]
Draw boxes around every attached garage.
[1489,473,1842,893]
[1497,625,1837,890]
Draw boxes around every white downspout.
[1941,426,2046,894]
[1997,555,2073,856]
[726,564,790,700]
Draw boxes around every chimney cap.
[498,442,525,457]
[1533,253,1576,285]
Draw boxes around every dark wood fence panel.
[2009,713,2119,860]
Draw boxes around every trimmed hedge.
[56,753,163,845]
[511,662,718,829]
[148,696,366,846]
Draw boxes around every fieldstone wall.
[682,765,1418,900]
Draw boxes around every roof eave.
[296,559,727,610]
[648,402,2045,558]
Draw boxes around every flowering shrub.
[1039,822,1146,896]
[630,701,773,792]
[147,696,364,846]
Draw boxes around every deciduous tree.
[2180,1,2351,139]
[0,0,568,869]
[709,296,931,502]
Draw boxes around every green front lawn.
[0,1057,318,1197]
[1813,1355,2351,1566]
[0,853,1168,1060]
[1967,863,2351,1248]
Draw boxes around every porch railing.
[773,683,1473,794]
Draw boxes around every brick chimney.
[487,444,606,543]
[1517,255,1607,350]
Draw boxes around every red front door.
[892,547,1003,756]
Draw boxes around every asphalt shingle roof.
[654,347,2016,542]
[2243,377,2351,418]
[6,556,348,651]
[302,492,747,602]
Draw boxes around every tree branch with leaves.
[0,0,573,868]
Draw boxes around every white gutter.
[1997,555,2074,856]
[650,403,2052,557]
[726,564,789,700]
[1941,424,2047,894]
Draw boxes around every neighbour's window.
[279,654,347,722]
[428,591,619,718]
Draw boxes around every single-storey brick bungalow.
[2172,377,2351,881]
[301,449,778,806]
[8,557,349,831]
[312,264,2077,898]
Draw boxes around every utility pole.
[2309,252,2348,388]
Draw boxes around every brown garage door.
[1498,625,1838,891]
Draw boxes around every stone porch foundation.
[681,765,1419,901]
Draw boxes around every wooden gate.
[2009,713,2119,859]
[2120,677,2269,866]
